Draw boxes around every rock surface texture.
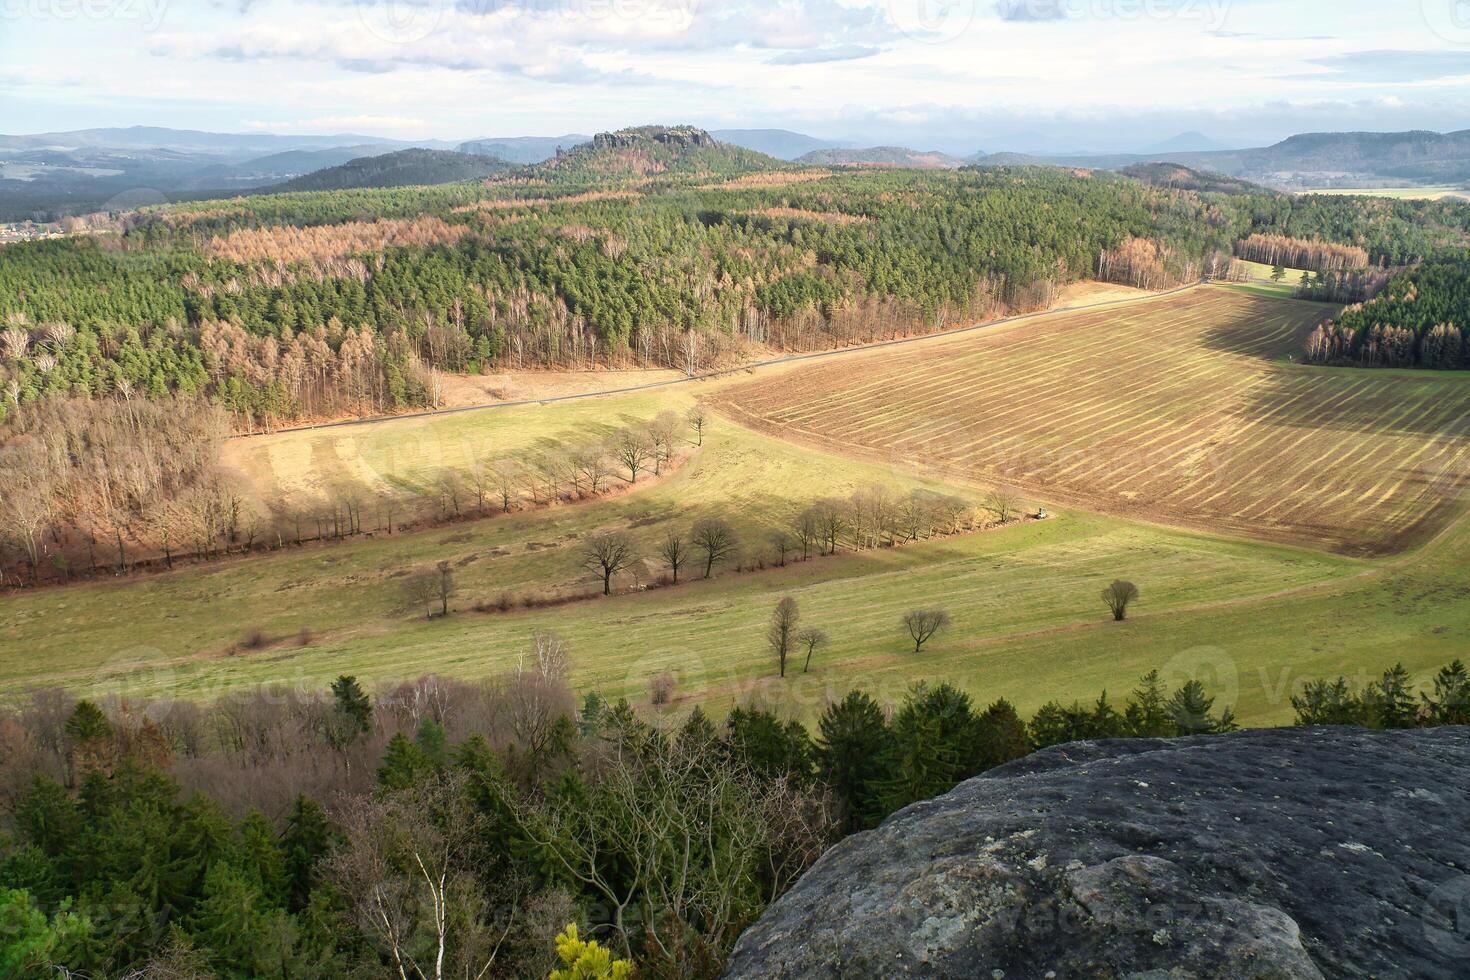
[724,728,1470,979]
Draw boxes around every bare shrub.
[649,670,676,707]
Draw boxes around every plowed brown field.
[715,287,1470,556]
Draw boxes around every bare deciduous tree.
[649,670,676,708]
[611,428,651,484]
[792,508,820,561]
[769,530,795,568]
[570,444,611,497]
[326,774,514,980]
[464,460,493,512]
[984,488,1021,525]
[490,459,522,512]
[811,499,847,556]
[404,569,440,619]
[434,469,465,520]
[583,531,637,595]
[903,608,951,653]
[691,518,736,579]
[1101,579,1139,621]
[658,530,687,584]
[768,597,800,678]
[508,726,832,969]
[796,628,827,674]
[434,560,456,617]
[646,411,681,475]
[686,406,709,446]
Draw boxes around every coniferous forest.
[4,163,1469,432]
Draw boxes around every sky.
[4,0,1470,153]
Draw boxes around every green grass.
[1224,260,1311,298]
[4,294,1466,731]
[0,403,1381,725]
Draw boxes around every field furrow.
[715,287,1470,555]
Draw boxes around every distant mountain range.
[975,130,1470,189]
[710,129,851,160]
[1144,131,1231,154]
[794,146,966,169]
[4,123,1470,221]
[459,135,591,165]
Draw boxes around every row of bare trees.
[403,408,709,543]
[580,486,1025,600]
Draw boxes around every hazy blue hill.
[795,146,965,169]
[712,129,848,160]
[458,135,591,165]
[270,148,513,192]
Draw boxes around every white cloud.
[3,0,1470,144]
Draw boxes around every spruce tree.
[377,733,432,791]
[973,699,1030,770]
[1424,660,1470,725]
[815,691,896,831]
[282,796,333,914]
[1372,664,1419,728]
[1124,670,1173,737]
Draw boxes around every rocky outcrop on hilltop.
[590,126,716,151]
[724,728,1470,979]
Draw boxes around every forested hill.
[271,148,513,192]
[3,164,1470,430]
[533,126,783,181]
[1118,162,1265,196]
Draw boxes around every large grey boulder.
[725,728,1470,979]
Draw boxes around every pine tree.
[282,796,333,914]
[1372,663,1419,728]
[237,810,288,909]
[878,709,958,814]
[1167,680,1223,735]
[188,862,303,978]
[1027,701,1090,749]
[1423,660,1470,725]
[329,675,371,736]
[1291,678,1368,726]
[1124,670,1173,737]
[1087,691,1126,739]
[414,717,447,767]
[972,699,1030,770]
[725,707,814,784]
[377,732,433,791]
[815,691,896,832]
[63,700,112,744]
